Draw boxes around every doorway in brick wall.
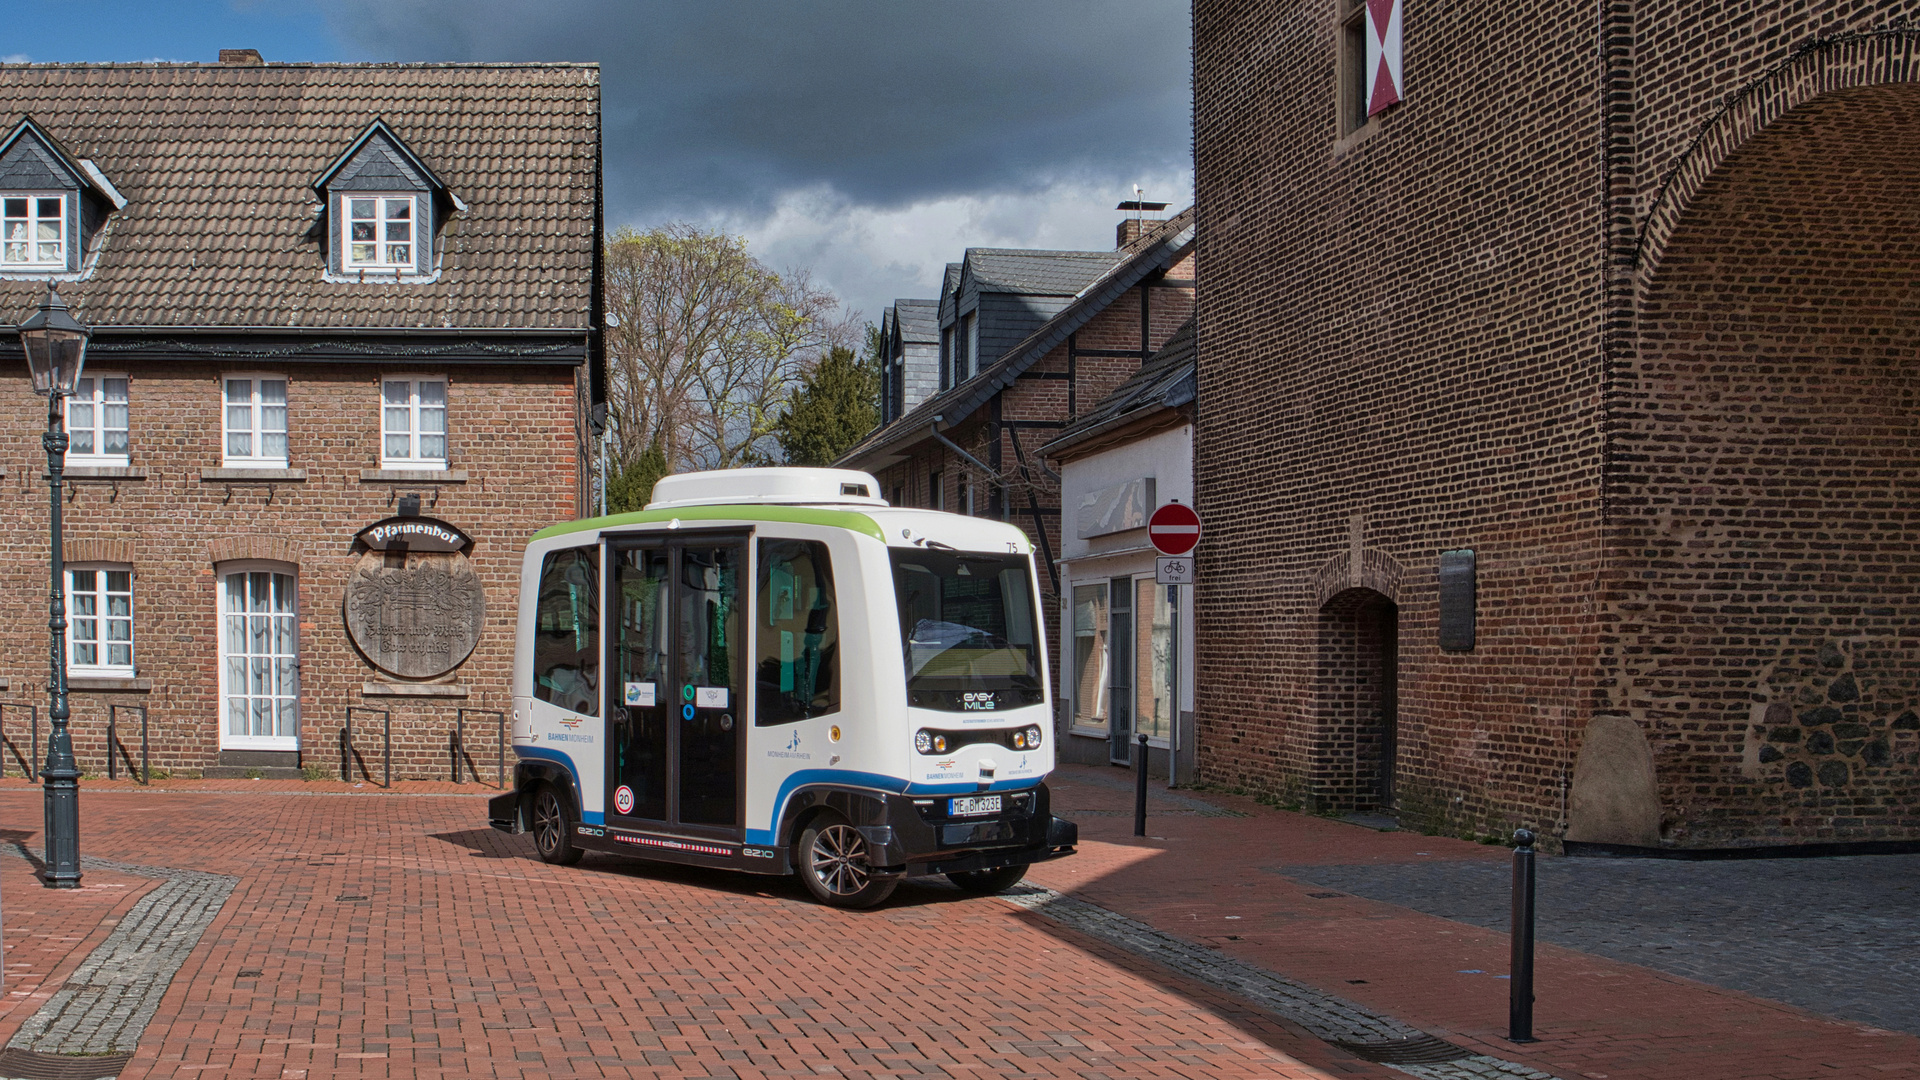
[1315,588,1398,814]
[218,563,300,753]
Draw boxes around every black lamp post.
[17,285,90,889]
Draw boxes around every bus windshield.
[891,549,1044,712]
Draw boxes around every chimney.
[1115,198,1169,249]
[219,49,264,65]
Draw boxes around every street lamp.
[17,285,90,889]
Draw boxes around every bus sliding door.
[606,536,747,838]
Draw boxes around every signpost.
[1147,502,1199,788]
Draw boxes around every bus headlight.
[1025,725,1044,749]
[1012,730,1027,749]
[914,730,932,754]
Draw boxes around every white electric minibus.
[489,467,1077,907]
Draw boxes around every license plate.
[949,795,1002,817]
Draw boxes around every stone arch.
[1610,74,1920,843]
[1313,586,1399,814]
[1310,547,1404,610]
[1635,29,1920,290]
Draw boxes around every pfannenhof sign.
[355,516,472,553]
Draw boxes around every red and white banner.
[1365,0,1403,117]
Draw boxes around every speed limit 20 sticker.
[614,785,635,815]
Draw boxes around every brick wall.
[0,360,579,779]
[1194,0,1920,843]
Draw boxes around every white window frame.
[217,560,300,751]
[65,563,135,678]
[380,375,449,470]
[340,193,419,272]
[222,374,289,467]
[64,373,130,466]
[964,312,979,381]
[1,192,66,269]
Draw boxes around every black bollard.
[1133,732,1149,837]
[1509,827,1538,1043]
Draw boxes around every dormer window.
[2,194,64,266]
[313,118,463,283]
[345,196,415,270]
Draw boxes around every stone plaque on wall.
[344,549,486,679]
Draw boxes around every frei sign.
[1149,501,1200,585]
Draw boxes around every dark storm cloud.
[318,1,1192,220]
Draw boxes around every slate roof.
[0,62,599,331]
[894,298,939,344]
[962,249,1124,295]
[1040,316,1195,459]
[837,207,1195,468]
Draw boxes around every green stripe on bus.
[531,505,888,543]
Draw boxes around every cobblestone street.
[1282,853,1920,1037]
[0,768,1908,1080]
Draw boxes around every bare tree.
[602,225,856,485]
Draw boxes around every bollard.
[1509,827,1538,1043]
[1133,732,1149,837]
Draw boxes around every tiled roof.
[837,208,1195,468]
[894,298,939,343]
[1040,316,1194,458]
[963,248,1125,295]
[0,62,599,330]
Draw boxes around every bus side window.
[533,547,599,716]
[756,539,838,724]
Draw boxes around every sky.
[6,0,1194,326]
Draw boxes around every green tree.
[605,429,669,514]
[776,342,880,467]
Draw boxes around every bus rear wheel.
[796,812,897,908]
[530,783,584,866]
[947,865,1026,895]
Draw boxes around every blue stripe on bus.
[746,771,1046,846]
[514,745,604,823]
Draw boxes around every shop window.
[67,565,133,677]
[1071,582,1110,733]
[533,547,599,715]
[1135,577,1175,743]
[756,539,839,724]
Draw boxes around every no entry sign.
[1147,502,1201,556]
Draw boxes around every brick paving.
[0,768,1907,1079]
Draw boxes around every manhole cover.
[0,1048,134,1079]
[1331,1034,1473,1065]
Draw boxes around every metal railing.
[106,704,149,784]
[341,707,391,788]
[452,708,506,788]
[0,702,38,780]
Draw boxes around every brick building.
[839,209,1194,765]
[1194,2,1920,846]
[0,56,601,779]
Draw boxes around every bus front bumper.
[866,785,1078,877]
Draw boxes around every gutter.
[929,419,999,479]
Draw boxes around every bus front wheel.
[796,812,898,908]
[530,783,584,866]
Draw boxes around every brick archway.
[1313,586,1398,814]
[1634,29,1920,291]
[1610,78,1920,843]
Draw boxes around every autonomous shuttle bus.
[488,467,1077,907]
